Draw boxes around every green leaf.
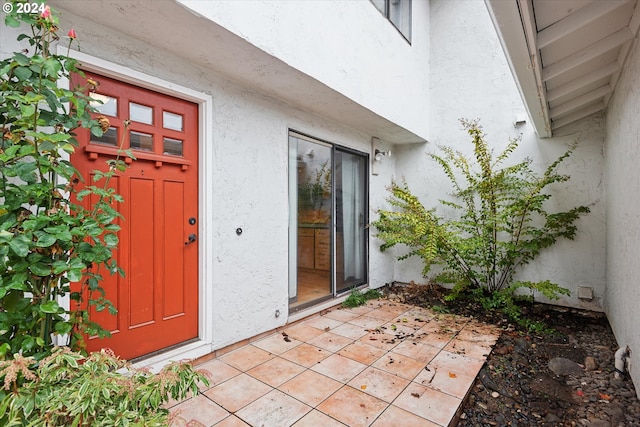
[104,233,119,247]
[35,231,57,247]
[13,66,32,81]
[4,14,20,28]
[9,237,30,257]
[29,263,51,276]
[68,269,83,283]
[40,300,61,314]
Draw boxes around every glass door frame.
[288,130,369,312]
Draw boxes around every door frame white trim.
[58,48,215,369]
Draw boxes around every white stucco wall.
[178,0,431,142]
[390,0,606,310]
[0,9,397,351]
[604,33,640,394]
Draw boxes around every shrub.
[0,347,209,426]
[372,119,590,327]
[1,2,131,358]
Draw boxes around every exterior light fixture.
[374,148,391,162]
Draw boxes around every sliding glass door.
[288,132,368,311]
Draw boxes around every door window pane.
[130,102,153,124]
[91,127,117,146]
[90,94,117,116]
[335,150,367,293]
[289,135,332,311]
[163,111,183,131]
[130,131,153,151]
[163,137,183,156]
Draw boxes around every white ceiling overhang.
[486,0,640,137]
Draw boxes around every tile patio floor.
[168,300,501,427]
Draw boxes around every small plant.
[372,119,589,326]
[0,347,210,426]
[342,288,382,308]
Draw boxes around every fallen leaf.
[599,393,611,400]
[411,392,420,398]
[576,390,584,397]
[391,324,397,331]
[324,327,330,332]
[361,385,367,390]
[448,372,457,378]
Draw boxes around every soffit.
[486,0,640,137]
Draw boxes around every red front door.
[71,72,199,360]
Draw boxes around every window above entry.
[371,0,412,42]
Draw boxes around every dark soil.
[383,282,640,426]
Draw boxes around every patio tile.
[370,405,439,427]
[311,353,367,383]
[236,389,311,426]
[345,304,375,316]
[252,332,302,355]
[317,386,388,427]
[322,308,361,322]
[169,394,229,426]
[364,308,404,322]
[196,359,242,389]
[293,409,347,426]
[280,342,330,367]
[394,383,461,426]
[416,365,476,399]
[429,349,486,378]
[413,326,457,349]
[302,315,344,331]
[337,341,387,365]
[371,351,426,380]
[282,322,326,341]
[444,338,493,360]
[218,345,274,372]
[279,369,342,407]
[347,366,410,403]
[213,415,250,426]
[246,356,305,387]
[392,340,441,363]
[306,331,353,352]
[380,321,417,336]
[358,332,400,351]
[347,315,386,330]
[330,322,369,340]
[203,373,272,413]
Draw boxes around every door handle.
[185,234,197,245]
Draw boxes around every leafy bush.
[372,119,590,326]
[0,347,209,426]
[1,2,131,358]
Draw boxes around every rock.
[548,357,584,377]
[491,391,500,398]
[545,413,562,423]
[584,356,597,371]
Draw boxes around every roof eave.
[485,0,553,138]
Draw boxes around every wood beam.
[542,28,633,82]
[551,102,605,130]
[547,63,619,102]
[537,1,631,49]
[550,85,612,118]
